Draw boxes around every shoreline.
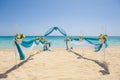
[0,45,120,50]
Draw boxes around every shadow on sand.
[70,50,110,75]
[0,52,40,79]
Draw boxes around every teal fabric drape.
[44,27,54,36]
[15,39,44,60]
[44,26,68,49]
[94,44,103,52]
[44,27,67,36]
[15,41,25,60]
[84,37,99,45]
[84,37,108,52]
[35,40,40,45]
[40,40,45,44]
[57,27,67,36]
[71,37,108,52]
[21,40,34,48]
[65,38,69,50]
[72,37,79,41]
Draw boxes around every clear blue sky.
[0,0,120,36]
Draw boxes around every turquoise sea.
[0,36,120,49]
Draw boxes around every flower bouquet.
[64,36,72,42]
[99,34,108,44]
[78,36,83,41]
[35,37,41,43]
[15,34,25,44]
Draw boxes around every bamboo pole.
[101,43,106,61]
[14,42,18,68]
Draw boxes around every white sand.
[0,46,120,80]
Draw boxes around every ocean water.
[0,36,120,49]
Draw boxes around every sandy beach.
[0,46,120,80]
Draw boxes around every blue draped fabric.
[15,41,25,60]
[21,39,45,47]
[84,37,108,52]
[44,27,54,36]
[21,40,34,48]
[44,26,67,49]
[40,40,45,44]
[65,38,69,50]
[84,37,99,45]
[72,37,79,41]
[94,44,103,52]
[35,40,40,45]
[44,27,67,36]
[57,27,67,36]
[71,37,108,52]
[43,42,48,51]
[15,38,46,60]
